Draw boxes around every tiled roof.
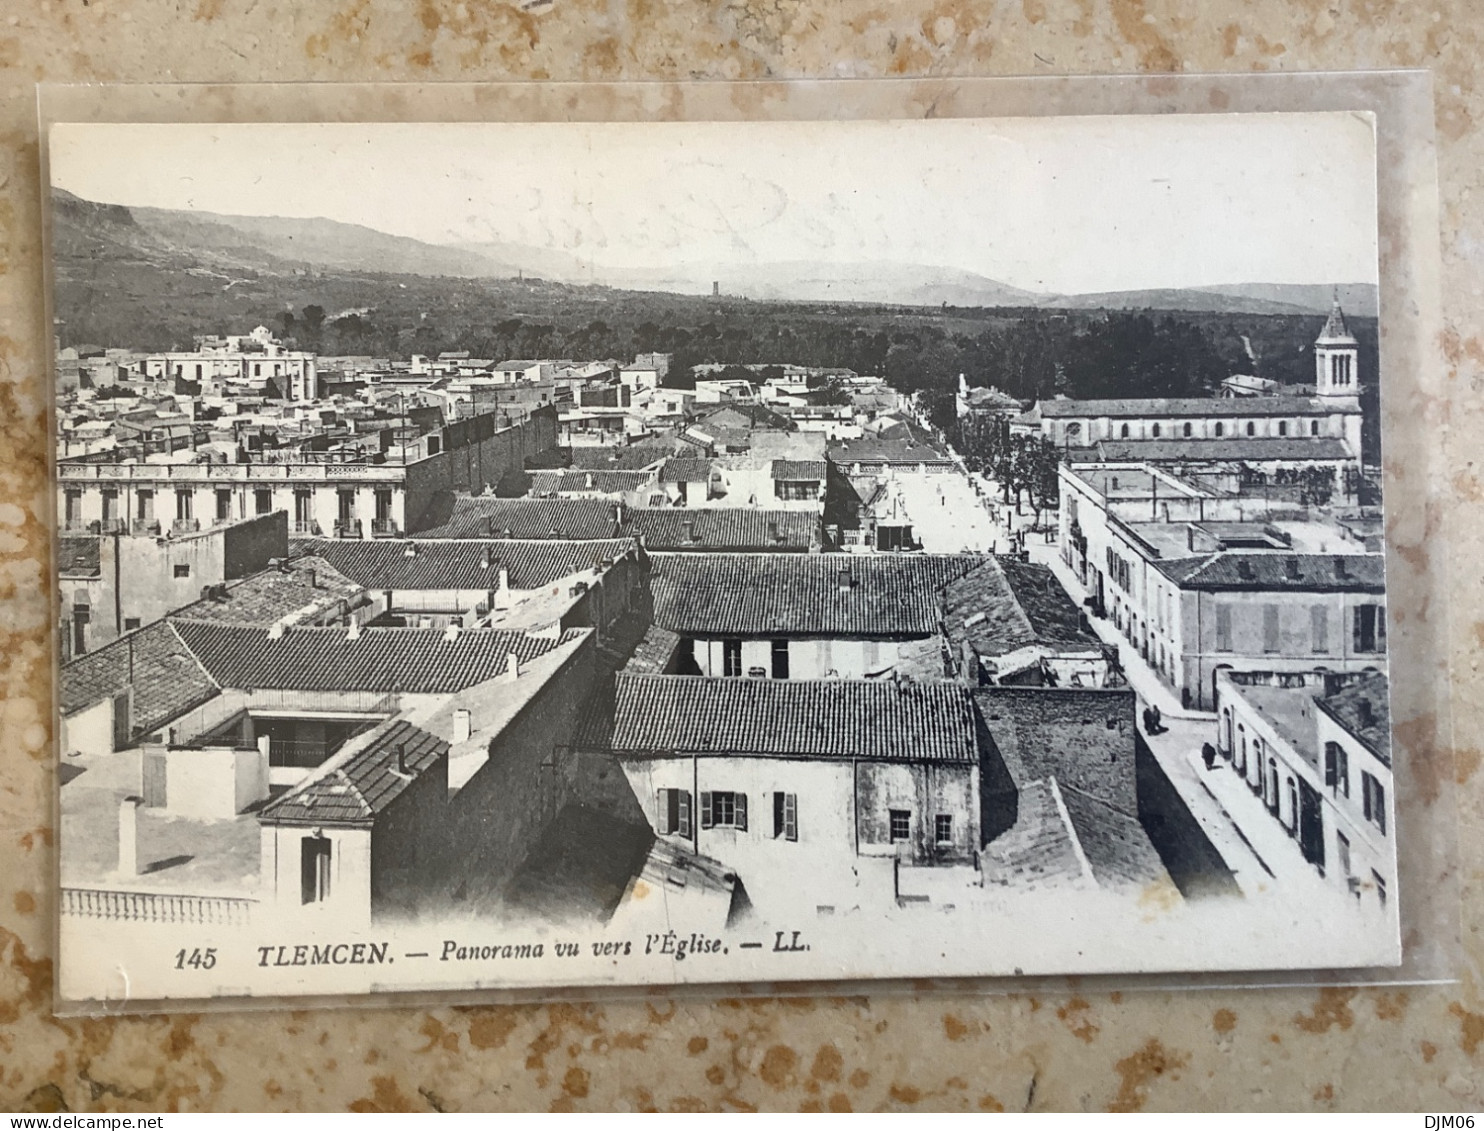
[60,620,220,735]
[973,687,1139,813]
[940,558,1100,659]
[625,625,684,675]
[298,536,635,590]
[609,674,979,763]
[827,437,953,465]
[1036,395,1361,418]
[415,497,623,540]
[1093,437,1354,462]
[530,469,656,495]
[564,446,673,471]
[1149,552,1385,592]
[1059,785,1171,889]
[770,459,827,481]
[650,552,982,636]
[172,556,365,625]
[259,720,448,826]
[980,780,1091,890]
[171,621,566,693]
[58,536,100,578]
[1317,671,1391,767]
[1317,299,1358,345]
[699,403,793,431]
[628,510,816,552]
[659,458,712,483]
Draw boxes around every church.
[1011,301,1366,471]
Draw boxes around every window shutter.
[784,793,797,842]
[1362,777,1372,822]
[1324,745,1336,788]
[1353,608,1364,652]
[1376,608,1387,652]
[678,791,692,838]
[700,791,713,829]
[735,792,748,832]
[657,789,672,834]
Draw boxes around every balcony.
[100,518,127,534]
[371,518,400,537]
[131,519,161,536]
[291,520,322,536]
[172,518,201,535]
[333,519,363,539]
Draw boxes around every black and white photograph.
[46,111,1399,1006]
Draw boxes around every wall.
[1134,734,1239,899]
[259,823,374,930]
[689,636,913,680]
[402,406,558,532]
[158,745,268,819]
[59,697,114,758]
[855,760,979,865]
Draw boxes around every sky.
[48,113,1380,295]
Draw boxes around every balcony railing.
[131,518,161,536]
[371,518,400,537]
[61,886,257,927]
[291,520,322,536]
[172,518,201,534]
[333,519,363,539]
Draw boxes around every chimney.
[309,569,319,590]
[118,795,145,876]
[267,622,285,640]
[504,652,520,682]
[1285,557,1301,580]
[480,548,492,570]
[1357,698,1374,728]
[839,565,853,591]
[1237,559,1254,581]
[683,520,696,543]
[1334,556,1348,579]
[443,622,461,643]
[495,565,512,610]
[347,620,362,641]
[614,500,625,526]
[403,540,418,557]
[395,744,409,775]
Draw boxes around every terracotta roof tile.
[60,621,220,735]
[941,558,1101,658]
[296,537,635,590]
[770,459,827,481]
[629,510,816,552]
[1037,395,1360,418]
[260,720,448,826]
[1094,437,1354,462]
[610,674,979,763]
[1317,671,1391,767]
[1149,552,1385,592]
[416,497,622,540]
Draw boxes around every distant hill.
[49,187,1378,325]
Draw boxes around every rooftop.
[565,446,673,471]
[172,621,573,694]
[298,536,637,591]
[628,509,816,552]
[650,552,983,637]
[940,558,1101,659]
[1094,437,1355,462]
[770,459,828,481]
[1150,552,1385,592]
[1317,671,1391,767]
[173,555,365,626]
[1226,680,1322,771]
[418,497,623,540]
[259,719,449,827]
[60,620,220,735]
[58,536,101,579]
[659,458,713,483]
[530,469,656,495]
[1038,395,1362,418]
[608,674,979,763]
[827,436,953,465]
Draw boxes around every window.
[1362,772,1387,834]
[1373,870,1387,908]
[722,639,743,677]
[1268,758,1279,814]
[1311,420,1320,436]
[889,809,911,842]
[1182,422,1192,437]
[1214,422,1224,437]
[1324,741,1349,797]
[658,788,693,838]
[1246,421,1256,436]
[1336,831,1352,876]
[124,617,141,631]
[1151,423,1161,438]
[255,488,273,515]
[216,489,232,521]
[1354,605,1386,653]
[773,792,798,841]
[770,638,790,679]
[1310,605,1329,654]
[1215,605,1233,652]
[1286,777,1298,834]
[101,489,118,522]
[1262,604,1280,653]
[701,790,746,830]
[934,814,954,844]
[300,835,332,904]
[1120,423,1129,439]
[337,489,356,522]
[777,480,818,501]
[1279,421,1289,437]
[173,564,190,579]
[175,489,193,521]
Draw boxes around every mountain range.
[50,188,1379,317]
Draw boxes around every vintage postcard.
[48,108,1402,1007]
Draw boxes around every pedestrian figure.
[1150,703,1163,734]
[1201,741,1217,770]
[1142,707,1154,734]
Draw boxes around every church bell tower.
[1314,294,1360,403]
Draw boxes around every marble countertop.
[2,1,1482,1112]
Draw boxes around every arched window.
[1311,420,1320,436]
[1246,421,1256,437]
[1214,422,1224,437]
[1152,423,1161,438]
[1279,421,1288,437]
[1183,422,1192,437]
[1287,777,1299,833]
[1120,423,1129,439]
[1268,758,1280,813]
